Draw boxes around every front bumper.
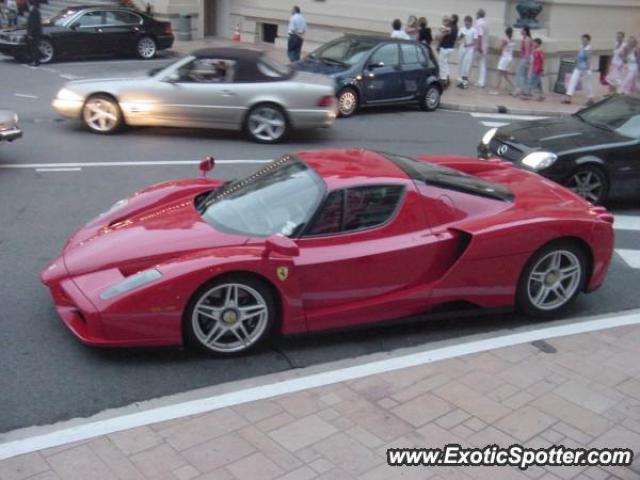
[0,41,27,57]
[52,98,84,119]
[0,127,22,142]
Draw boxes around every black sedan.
[291,34,441,117]
[0,6,174,64]
[478,95,640,204]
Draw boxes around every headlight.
[100,269,162,300]
[481,128,497,146]
[56,88,83,101]
[522,151,558,171]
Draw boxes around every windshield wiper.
[196,179,236,213]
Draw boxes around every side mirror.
[199,156,215,177]
[69,23,79,31]
[368,61,385,69]
[263,234,299,258]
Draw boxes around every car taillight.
[164,24,173,34]
[316,95,335,107]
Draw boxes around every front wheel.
[516,242,586,318]
[185,275,277,356]
[420,84,441,111]
[337,87,358,118]
[246,104,289,143]
[136,36,157,59]
[38,38,55,64]
[563,165,609,205]
[82,94,123,134]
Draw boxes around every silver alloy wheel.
[567,170,604,203]
[425,86,440,110]
[248,106,286,142]
[527,250,581,311]
[38,39,54,63]
[191,283,269,353]
[338,90,357,116]
[137,37,156,59]
[83,97,119,132]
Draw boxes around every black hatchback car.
[0,5,174,64]
[291,35,441,117]
[478,95,640,204]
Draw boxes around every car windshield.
[576,95,640,138]
[47,9,79,26]
[200,156,325,237]
[309,37,378,65]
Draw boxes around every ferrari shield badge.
[276,266,289,282]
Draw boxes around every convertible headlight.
[521,151,558,171]
[100,269,162,300]
[56,88,83,101]
[481,128,497,146]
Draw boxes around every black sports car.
[291,34,441,117]
[0,5,174,64]
[478,95,640,204]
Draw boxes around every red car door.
[293,183,461,331]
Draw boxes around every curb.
[440,101,572,117]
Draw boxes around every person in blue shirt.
[563,34,594,106]
[287,5,307,62]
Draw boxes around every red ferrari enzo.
[41,149,614,355]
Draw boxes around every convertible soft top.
[190,47,290,82]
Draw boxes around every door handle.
[219,90,236,97]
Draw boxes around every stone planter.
[515,0,543,29]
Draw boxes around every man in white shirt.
[474,9,490,88]
[391,19,410,40]
[287,5,307,62]
[457,15,477,88]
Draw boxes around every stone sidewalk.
[168,38,608,117]
[2,324,639,480]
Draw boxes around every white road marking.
[470,112,548,121]
[480,121,509,128]
[35,167,82,172]
[617,250,640,269]
[59,74,82,80]
[58,58,172,67]
[14,93,38,99]
[0,160,272,170]
[1,307,639,460]
[614,215,640,232]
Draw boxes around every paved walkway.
[1,323,639,480]
[168,38,608,117]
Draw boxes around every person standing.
[5,0,18,27]
[563,34,594,106]
[619,36,639,95]
[513,26,533,96]
[524,38,545,101]
[417,17,432,46]
[26,0,42,66]
[405,15,418,40]
[391,18,410,40]
[606,32,626,93]
[474,9,489,88]
[456,15,477,89]
[490,27,515,94]
[287,5,306,62]
[438,15,457,88]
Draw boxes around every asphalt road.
[1,54,639,433]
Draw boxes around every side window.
[307,190,343,235]
[400,44,419,64]
[343,186,404,231]
[179,59,235,83]
[369,44,399,67]
[306,185,404,236]
[105,11,141,25]
[418,45,435,68]
[74,11,104,28]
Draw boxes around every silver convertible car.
[52,47,338,143]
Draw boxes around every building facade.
[150,0,640,87]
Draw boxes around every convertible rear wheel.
[516,242,586,318]
[337,87,358,117]
[246,104,289,143]
[38,39,55,64]
[564,166,609,205]
[82,94,123,134]
[136,36,157,59]
[186,275,276,355]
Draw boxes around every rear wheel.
[420,83,441,111]
[82,94,123,134]
[136,36,157,59]
[246,103,289,143]
[564,165,609,205]
[337,87,358,118]
[516,241,586,318]
[185,275,277,356]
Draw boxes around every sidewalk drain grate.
[531,339,557,354]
